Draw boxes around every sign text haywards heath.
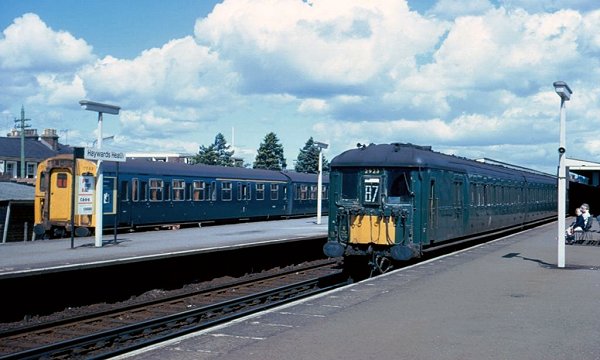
[84,148,126,162]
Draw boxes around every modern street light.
[553,81,572,268]
[314,141,328,225]
[79,100,121,247]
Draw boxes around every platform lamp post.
[553,81,572,268]
[314,141,328,225]
[79,100,120,248]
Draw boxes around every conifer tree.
[295,137,329,173]
[214,133,235,167]
[253,132,286,170]
[193,133,234,166]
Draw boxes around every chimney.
[41,128,59,151]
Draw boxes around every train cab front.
[324,167,418,266]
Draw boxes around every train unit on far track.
[33,155,328,238]
[323,143,557,272]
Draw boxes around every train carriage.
[323,143,556,270]
[34,155,328,238]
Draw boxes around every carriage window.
[57,173,68,188]
[164,182,171,201]
[193,181,205,201]
[271,184,279,200]
[121,180,129,201]
[453,181,463,207]
[132,178,139,202]
[221,182,232,201]
[256,183,265,200]
[140,181,148,201]
[237,183,251,201]
[299,184,308,200]
[149,179,163,201]
[173,179,185,201]
[310,185,317,200]
[210,181,217,201]
[322,185,328,200]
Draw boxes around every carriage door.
[428,179,437,241]
[49,170,72,221]
[453,178,464,238]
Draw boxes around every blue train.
[323,143,557,272]
[34,156,328,238]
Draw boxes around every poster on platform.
[76,175,94,215]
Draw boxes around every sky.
[1,0,600,173]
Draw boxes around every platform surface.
[122,221,600,360]
[0,217,327,278]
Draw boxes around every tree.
[295,137,329,173]
[192,133,234,166]
[214,133,235,167]
[253,132,286,170]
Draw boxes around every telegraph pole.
[14,106,31,179]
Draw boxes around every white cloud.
[298,98,328,113]
[0,13,94,71]
[29,74,86,106]
[79,36,232,107]
[195,0,446,96]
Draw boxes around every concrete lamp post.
[79,100,120,248]
[314,141,328,225]
[553,81,572,269]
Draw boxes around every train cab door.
[427,179,438,242]
[49,170,72,221]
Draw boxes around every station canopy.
[566,158,600,186]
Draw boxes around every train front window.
[339,169,358,200]
[388,170,412,204]
[57,173,68,188]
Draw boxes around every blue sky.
[1,0,600,173]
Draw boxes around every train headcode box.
[76,175,95,215]
[103,177,117,215]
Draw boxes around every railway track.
[0,259,346,360]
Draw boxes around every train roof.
[331,143,555,183]
[102,159,326,183]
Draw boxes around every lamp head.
[553,81,572,101]
[314,141,329,150]
[79,100,121,115]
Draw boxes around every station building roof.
[0,181,35,201]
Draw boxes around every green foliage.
[253,132,286,170]
[295,137,329,173]
[192,133,234,166]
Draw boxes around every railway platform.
[123,221,600,360]
[0,217,327,279]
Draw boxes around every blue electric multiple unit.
[34,156,328,238]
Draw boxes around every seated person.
[566,207,585,241]
[581,203,591,225]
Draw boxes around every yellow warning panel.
[349,215,396,245]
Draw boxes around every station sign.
[84,147,126,162]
